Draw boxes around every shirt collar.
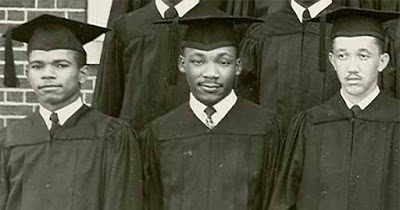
[39,97,84,129]
[340,86,380,110]
[189,90,238,129]
[156,0,200,18]
[291,0,332,23]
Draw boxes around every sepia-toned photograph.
[0,0,399,209]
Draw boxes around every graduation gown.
[0,105,143,210]
[238,4,341,130]
[269,93,400,210]
[93,2,217,131]
[141,98,281,210]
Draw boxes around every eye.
[219,60,232,66]
[190,59,204,66]
[336,53,347,60]
[55,63,70,69]
[29,63,43,70]
[359,53,370,60]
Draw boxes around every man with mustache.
[0,15,142,210]
[269,8,400,210]
[140,9,281,210]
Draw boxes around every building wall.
[0,0,95,128]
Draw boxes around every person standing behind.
[93,0,221,131]
[0,15,142,210]
[239,0,341,131]
[141,10,281,210]
[269,8,400,210]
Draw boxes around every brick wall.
[0,0,96,128]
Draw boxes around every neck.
[342,85,377,105]
[40,93,81,112]
[294,0,319,8]
[162,0,182,7]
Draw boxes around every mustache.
[345,74,362,80]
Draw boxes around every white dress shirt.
[39,97,84,130]
[341,86,380,110]
[291,0,332,23]
[189,90,238,129]
[155,0,200,18]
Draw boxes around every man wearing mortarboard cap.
[140,8,282,210]
[0,15,143,210]
[269,8,400,210]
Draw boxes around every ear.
[178,55,186,73]
[78,65,89,84]
[328,52,336,72]
[235,58,242,76]
[378,53,390,73]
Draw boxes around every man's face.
[27,49,87,110]
[329,36,389,101]
[179,46,241,106]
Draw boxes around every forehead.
[183,46,237,57]
[332,36,379,50]
[29,49,76,62]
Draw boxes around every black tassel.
[167,18,179,85]
[3,26,19,87]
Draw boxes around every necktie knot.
[302,9,311,21]
[204,106,216,129]
[204,106,216,118]
[164,6,178,19]
[351,105,362,117]
[50,112,59,125]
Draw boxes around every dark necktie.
[164,6,178,19]
[351,105,362,118]
[49,112,61,137]
[204,106,217,129]
[302,9,311,21]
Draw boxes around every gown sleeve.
[92,28,126,117]
[261,113,283,209]
[140,126,163,210]
[268,112,308,210]
[102,120,143,210]
[238,24,266,104]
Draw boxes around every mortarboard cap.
[316,7,400,40]
[154,6,263,51]
[3,14,108,87]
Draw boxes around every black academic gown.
[141,98,281,210]
[0,105,142,210]
[238,4,341,130]
[93,2,217,131]
[269,93,400,210]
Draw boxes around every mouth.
[199,82,222,92]
[38,84,62,90]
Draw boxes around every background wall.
[0,0,96,128]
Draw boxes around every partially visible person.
[239,0,341,131]
[141,10,281,210]
[0,15,142,210]
[93,0,218,131]
[269,8,400,210]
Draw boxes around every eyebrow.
[29,59,72,64]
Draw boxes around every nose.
[346,57,360,73]
[202,63,220,79]
[41,64,56,79]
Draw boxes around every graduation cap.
[3,14,109,87]
[317,7,400,40]
[154,6,263,51]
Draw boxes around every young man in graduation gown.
[239,0,342,131]
[269,8,400,210]
[140,10,281,210]
[93,0,219,131]
[0,15,143,210]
